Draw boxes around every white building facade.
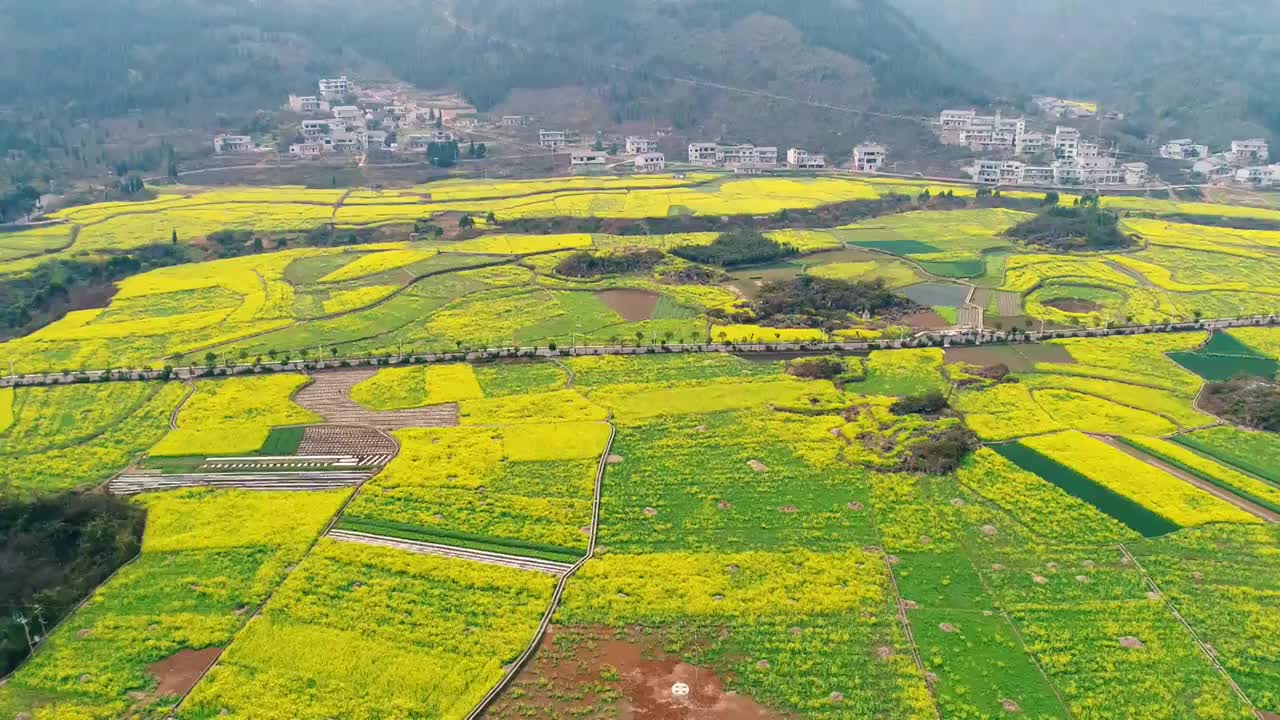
[852,143,886,172]
[625,136,658,155]
[213,135,253,154]
[633,152,666,173]
[786,148,827,169]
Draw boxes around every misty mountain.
[0,0,986,162]
[888,0,1280,144]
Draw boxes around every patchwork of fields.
[6,174,1280,719]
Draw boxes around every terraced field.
[7,176,1280,719]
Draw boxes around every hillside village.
[203,75,1275,195]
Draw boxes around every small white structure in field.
[672,682,690,697]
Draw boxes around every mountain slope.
[888,0,1280,144]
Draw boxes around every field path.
[293,368,458,429]
[1098,435,1280,523]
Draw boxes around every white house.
[1020,132,1047,156]
[430,129,455,143]
[937,110,1026,154]
[301,120,332,138]
[852,143,887,172]
[687,143,777,168]
[318,76,352,99]
[288,95,330,114]
[633,152,666,173]
[1053,127,1081,162]
[1160,139,1210,160]
[404,134,434,150]
[1236,165,1280,187]
[539,130,568,149]
[1229,139,1271,165]
[213,135,253,154]
[570,150,608,172]
[1122,162,1150,186]
[289,142,324,158]
[365,130,389,149]
[625,136,658,155]
[332,106,362,122]
[786,148,827,169]
[500,115,528,127]
[687,143,720,166]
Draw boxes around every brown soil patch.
[487,626,784,720]
[846,502,864,511]
[717,500,732,511]
[597,289,660,322]
[747,460,769,473]
[1001,698,1022,713]
[1032,575,1047,585]
[980,524,998,536]
[873,645,895,661]
[148,648,221,697]
[938,623,958,633]
[902,310,952,330]
[643,507,658,517]
[1118,636,1145,650]
[779,505,798,514]
[1042,297,1102,313]
[606,455,624,464]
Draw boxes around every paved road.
[3,315,1276,389]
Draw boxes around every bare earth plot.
[293,368,458,429]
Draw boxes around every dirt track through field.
[1099,436,1280,523]
[294,368,458,429]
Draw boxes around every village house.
[1123,162,1150,186]
[786,148,827,169]
[288,95,330,114]
[1020,132,1047,155]
[1053,127,1081,162]
[937,110,1026,154]
[539,130,568,150]
[212,135,253,154]
[570,150,609,173]
[332,106,362,122]
[633,152,666,173]
[301,120,332,139]
[1229,139,1271,166]
[1160,139,1210,160]
[1193,155,1235,179]
[288,142,324,158]
[318,76,353,99]
[686,143,778,169]
[1235,164,1280,187]
[852,143,887,172]
[500,115,528,127]
[625,136,658,155]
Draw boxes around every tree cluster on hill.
[0,492,145,675]
[554,249,664,278]
[754,276,916,322]
[1004,206,1130,250]
[1200,377,1280,432]
[671,229,796,268]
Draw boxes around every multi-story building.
[288,95,330,114]
[938,110,1026,154]
[332,106,362,122]
[326,128,366,152]
[1053,127,1081,162]
[1022,165,1056,185]
[301,120,332,139]
[213,135,253,154]
[1229,139,1271,166]
[365,130,389,149]
[539,130,568,150]
[1020,132,1047,156]
[1236,165,1280,187]
[1160,139,1210,160]
[633,152,666,173]
[500,115,528,127]
[687,143,778,169]
[687,143,721,166]
[1122,162,1150,186]
[570,150,609,172]
[786,148,827,169]
[318,76,352,99]
[625,136,658,155]
[852,143,887,173]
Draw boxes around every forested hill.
[0,0,986,157]
[888,0,1280,144]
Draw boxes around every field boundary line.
[959,547,1075,718]
[167,484,364,718]
[464,419,615,720]
[879,552,943,719]
[168,379,196,430]
[1117,543,1262,718]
